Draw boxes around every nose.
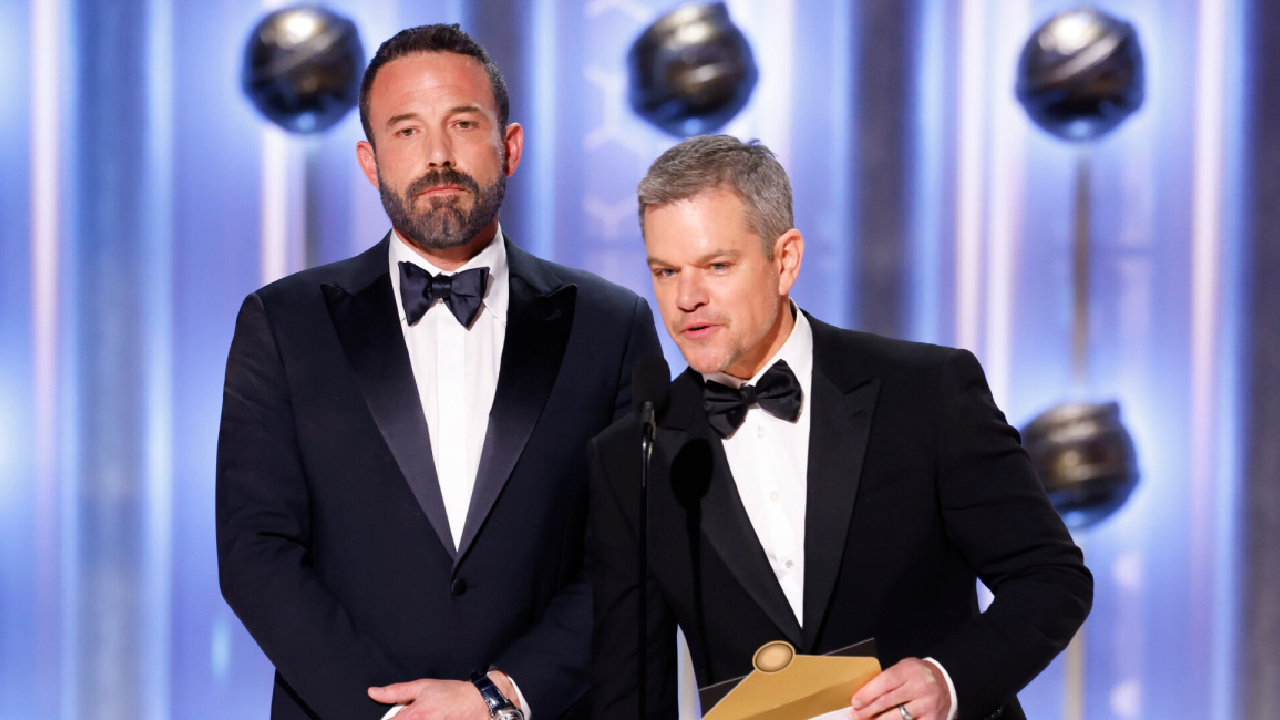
[676,270,708,313]
[424,128,455,168]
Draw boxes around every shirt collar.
[388,225,510,324]
[703,302,814,391]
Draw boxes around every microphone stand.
[639,400,656,720]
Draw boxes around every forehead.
[367,51,495,119]
[644,189,759,255]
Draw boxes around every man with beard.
[216,24,660,720]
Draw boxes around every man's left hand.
[850,657,951,720]
[369,672,518,720]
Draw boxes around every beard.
[379,164,506,252]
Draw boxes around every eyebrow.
[385,112,421,127]
[384,105,486,128]
[647,249,740,267]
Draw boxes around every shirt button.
[451,578,468,596]
[770,491,780,502]
[756,426,766,439]
[785,560,795,569]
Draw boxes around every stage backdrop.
[0,1,1256,719]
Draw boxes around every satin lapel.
[663,372,803,645]
[800,347,880,649]
[323,267,456,560]
[455,246,575,562]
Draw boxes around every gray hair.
[636,135,794,258]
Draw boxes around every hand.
[849,658,950,720]
[368,672,520,720]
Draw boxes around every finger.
[851,666,908,711]
[858,686,913,720]
[369,680,427,703]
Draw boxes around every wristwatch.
[469,671,525,720]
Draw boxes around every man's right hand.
[369,672,520,720]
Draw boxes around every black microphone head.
[632,353,671,414]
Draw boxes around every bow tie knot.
[702,360,803,438]
[398,262,490,327]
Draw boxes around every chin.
[679,348,730,376]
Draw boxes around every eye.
[652,267,676,279]
[454,119,479,129]
[709,262,731,272]
[396,126,417,137]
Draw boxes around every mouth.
[418,184,466,197]
[680,321,720,340]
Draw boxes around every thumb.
[369,680,423,703]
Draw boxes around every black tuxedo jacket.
[588,315,1091,720]
[216,235,661,720]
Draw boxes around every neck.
[725,299,795,380]
[402,219,500,271]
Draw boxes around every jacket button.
[451,578,468,596]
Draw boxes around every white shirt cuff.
[508,675,531,720]
[922,658,958,720]
[382,704,405,719]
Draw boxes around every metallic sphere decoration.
[627,2,758,137]
[1021,401,1139,530]
[1016,8,1144,142]
[242,5,365,134]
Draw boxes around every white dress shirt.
[703,308,957,720]
[704,311,814,626]
[389,228,508,550]
[385,227,530,719]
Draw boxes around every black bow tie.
[702,360,803,438]
[398,262,490,327]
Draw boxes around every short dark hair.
[637,135,793,259]
[358,24,510,144]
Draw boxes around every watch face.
[494,708,524,720]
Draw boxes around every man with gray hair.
[588,135,1091,720]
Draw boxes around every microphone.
[633,353,671,453]
[630,353,669,720]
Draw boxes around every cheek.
[652,285,679,323]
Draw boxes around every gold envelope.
[700,640,882,720]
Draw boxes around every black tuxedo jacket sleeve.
[216,235,661,720]
[588,315,1091,720]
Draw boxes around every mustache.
[405,167,481,199]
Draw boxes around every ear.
[502,122,524,177]
[356,140,380,190]
[774,229,804,296]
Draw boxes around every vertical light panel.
[983,0,1030,406]
[1189,1,1237,719]
[260,0,306,285]
[823,0,853,329]
[529,0,556,260]
[723,0,794,166]
[1190,2,1225,715]
[30,0,68,715]
[910,0,946,345]
[143,0,175,716]
[1212,0,1247,716]
[955,0,987,353]
[261,127,297,284]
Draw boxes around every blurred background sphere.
[1022,401,1140,530]
[241,5,364,134]
[627,2,758,137]
[1015,7,1144,142]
